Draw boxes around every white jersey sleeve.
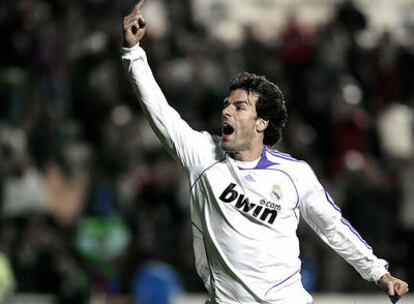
[297,161,389,282]
[121,44,220,169]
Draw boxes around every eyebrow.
[223,99,251,106]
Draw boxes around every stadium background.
[0,0,413,303]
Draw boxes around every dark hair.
[229,72,288,146]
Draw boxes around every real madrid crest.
[271,184,283,201]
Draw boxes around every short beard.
[221,140,242,153]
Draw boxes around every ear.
[256,118,269,133]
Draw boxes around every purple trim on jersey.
[324,190,372,250]
[324,190,342,212]
[265,268,301,296]
[190,156,227,190]
[237,148,299,210]
[303,162,373,252]
[256,149,280,169]
[341,218,373,250]
[265,146,298,161]
[268,149,293,158]
[238,147,279,170]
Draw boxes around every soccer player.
[121,1,409,303]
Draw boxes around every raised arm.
[297,162,408,303]
[121,1,219,169]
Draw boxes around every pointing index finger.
[134,0,145,13]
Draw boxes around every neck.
[229,143,264,161]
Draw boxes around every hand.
[122,0,146,48]
[378,273,409,303]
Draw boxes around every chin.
[221,141,236,152]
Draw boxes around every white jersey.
[121,44,389,304]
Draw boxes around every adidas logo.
[243,174,255,182]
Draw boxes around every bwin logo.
[219,183,279,224]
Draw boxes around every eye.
[223,99,229,108]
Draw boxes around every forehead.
[227,89,258,105]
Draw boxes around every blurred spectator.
[0,251,16,302]
[279,13,315,114]
[132,260,182,304]
[2,154,47,217]
[335,0,367,36]
[377,103,414,161]
[75,216,130,295]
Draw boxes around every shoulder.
[265,147,310,172]
[265,147,319,186]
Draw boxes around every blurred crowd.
[0,0,413,303]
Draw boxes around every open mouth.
[222,123,235,136]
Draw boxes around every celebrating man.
[121,1,409,303]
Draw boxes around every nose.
[222,104,232,118]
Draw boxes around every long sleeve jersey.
[121,44,389,304]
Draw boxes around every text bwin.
[219,183,279,224]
